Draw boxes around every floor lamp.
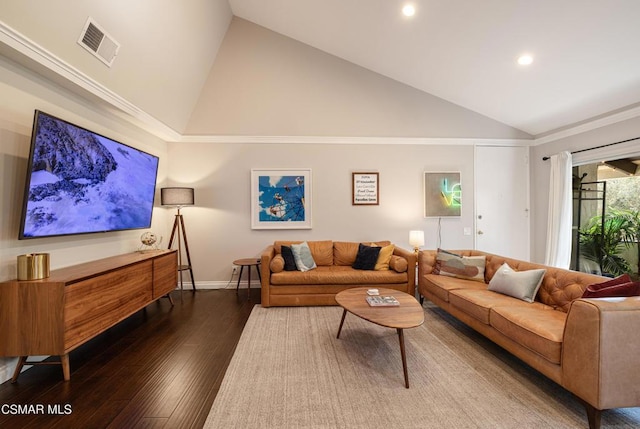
[161,187,196,294]
[409,230,425,302]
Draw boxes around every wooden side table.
[232,258,261,300]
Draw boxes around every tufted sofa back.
[419,250,606,312]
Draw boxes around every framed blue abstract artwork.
[251,168,312,229]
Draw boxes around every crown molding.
[533,104,640,146]
[7,19,635,148]
[0,20,181,141]
[177,134,533,146]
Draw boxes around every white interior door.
[475,146,530,260]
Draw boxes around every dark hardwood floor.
[0,288,260,429]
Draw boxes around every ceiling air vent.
[77,17,120,67]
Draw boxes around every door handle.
[477,230,484,235]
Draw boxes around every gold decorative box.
[17,253,50,280]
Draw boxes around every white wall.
[185,18,531,140]
[166,141,476,285]
[0,55,170,383]
[530,116,640,263]
[0,0,231,132]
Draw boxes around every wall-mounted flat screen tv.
[18,110,160,239]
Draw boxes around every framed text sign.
[352,172,379,205]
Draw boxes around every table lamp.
[409,230,425,259]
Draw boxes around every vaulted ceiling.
[228,0,640,137]
[1,1,640,140]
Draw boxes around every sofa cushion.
[374,244,395,271]
[281,246,297,271]
[333,241,392,266]
[291,242,317,272]
[490,305,566,364]
[275,240,333,266]
[481,252,604,312]
[422,274,486,303]
[448,289,541,325]
[389,255,408,273]
[435,249,486,282]
[270,255,285,273]
[270,266,407,285]
[334,241,359,266]
[488,263,546,303]
[353,244,381,270]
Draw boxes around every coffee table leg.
[397,328,409,388]
[336,309,347,339]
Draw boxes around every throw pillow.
[582,274,640,298]
[389,255,408,273]
[373,244,395,270]
[290,242,317,272]
[435,249,486,282]
[270,255,285,273]
[433,248,461,275]
[488,262,546,303]
[280,245,298,271]
[352,243,381,270]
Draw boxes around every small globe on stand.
[138,232,162,253]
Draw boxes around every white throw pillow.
[290,241,317,272]
[488,262,546,303]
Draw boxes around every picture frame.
[352,172,379,205]
[251,168,312,229]
[424,171,461,217]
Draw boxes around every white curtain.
[544,151,573,268]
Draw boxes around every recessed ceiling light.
[517,55,533,65]
[402,4,416,17]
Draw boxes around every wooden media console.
[0,250,177,382]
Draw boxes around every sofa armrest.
[393,246,416,296]
[562,297,640,410]
[260,245,276,307]
[418,250,437,276]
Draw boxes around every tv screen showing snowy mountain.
[18,110,160,239]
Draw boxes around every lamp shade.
[409,230,425,247]
[161,187,195,206]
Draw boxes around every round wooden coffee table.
[335,287,424,388]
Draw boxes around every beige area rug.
[204,304,640,428]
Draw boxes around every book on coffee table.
[366,295,400,307]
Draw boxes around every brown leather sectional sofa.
[418,249,640,429]
[260,240,415,307]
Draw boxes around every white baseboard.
[186,280,261,290]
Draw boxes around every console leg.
[10,356,27,383]
[61,354,70,381]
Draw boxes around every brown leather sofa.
[418,249,640,429]
[260,240,415,307]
